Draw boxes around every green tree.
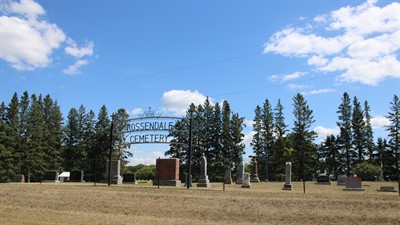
[352,96,365,165]
[386,95,400,184]
[352,162,381,181]
[94,105,111,181]
[113,108,132,172]
[292,93,317,180]
[0,122,16,182]
[319,135,341,178]
[64,108,79,171]
[337,92,354,176]
[364,101,375,163]
[230,112,245,177]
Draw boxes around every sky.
[1,0,399,166]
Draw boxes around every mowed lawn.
[0,181,399,225]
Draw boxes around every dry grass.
[0,181,399,225]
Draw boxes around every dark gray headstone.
[337,175,347,186]
[43,171,59,182]
[70,171,84,182]
[343,176,365,191]
[123,174,137,184]
[282,162,292,190]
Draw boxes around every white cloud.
[264,0,400,85]
[243,131,255,148]
[62,60,88,75]
[287,83,310,90]
[371,115,390,128]
[308,88,336,95]
[161,90,209,116]
[130,108,144,115]
[283,71,307,81]
[65,39,94,58]
[0,15,66,70]
[0,0,93,74]
[314,126,340,138]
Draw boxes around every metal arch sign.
[122,107,185,145]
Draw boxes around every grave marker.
[197,154,211,188]
[236,163,244,185]
[343,176,365,191]
[153,158,181,187]
[241,173,251,188]
[282,162,292,190]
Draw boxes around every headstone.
[70,171,84,182]
[153,158,181,187]
[43,171,59,182]
[337,175,347,186]
[123,174,137,184]
[105,160,123,184]
[316,158,331,185]
[282,162,292,190]
[12,174,25,183]
[224,169,232,184]
[241,173,251,188]
[378,171,384,182]
[197,154,211,188]
[236,163,244,184]
[343,176,365,191]
[377,186,397,192]
[250,157,260,183]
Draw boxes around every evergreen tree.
[43,95,63,171]
[0,122,16,182]
[364,101,375,163]
[230,112,245,176]
[64,108,79,171]
[375,138,390,180]
[251,105,263,165]
[271,99,289,181]
[386,95,400,184]
[83,110,97,181]
[0,102,6,123]
[319,135,341,178]
[260,98,274,180]
[337,92,354,176]
[113,108,132,172]
[352,96,365,165]
[26,94,46,178]
[292,93,317,180]
[221,101,233,170]
[94,105,111,181]
[18,91,31,178]
[209,102,223,180]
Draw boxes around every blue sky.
[1,0,399,165]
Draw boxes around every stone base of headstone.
[241,183,251,188]
[153,179,181,187]
[337,175,347,186]
[343,176,365,191]
[12,174,25,183]
[112,175,123,185]
[224,178,232,184]
[197,179,211,188]
[282,184,292,190]
[377,186,397,192]
[250,174,260,183]
[316,174,331,185]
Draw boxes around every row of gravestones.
[11,171,84,183]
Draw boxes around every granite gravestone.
[250,157,260,183]
[337,175,347,186]
[224,169,233,184]
[153,158,181,187]
[123,174,137,184]
[106,160,123,185]
[70,171,84,182]
[343,176,365,191]
[197,154,211,188]
[12,174,25,183]
[43,171,59,182]
[282,162,292,190]
[236,163,244,185]
[241,173,251,188]
[316,158,331,185]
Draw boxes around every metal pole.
[187,110,193,189]
[108,115,114,186]
[157,157,160,189]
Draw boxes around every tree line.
[0,91,130,182]
[250,92,399,181]
[0,91,398,183]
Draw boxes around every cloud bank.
[0,0,94,74]
[264,0,399,85]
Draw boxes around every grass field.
[0,181,399,225]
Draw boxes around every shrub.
[352,162,381,181]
